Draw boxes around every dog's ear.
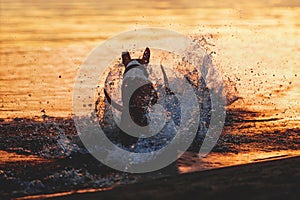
[142,47,150,64]
[122,52,131,67]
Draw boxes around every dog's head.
[121,47,150,75]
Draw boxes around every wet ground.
[0,108,299,199]
[51,156,300,200]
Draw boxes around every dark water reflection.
[0,108,299,198]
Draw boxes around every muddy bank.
[0,109,299,199]
[51,156,300,200]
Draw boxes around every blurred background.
[0,0,299,120]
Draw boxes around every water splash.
[93,39,235,157]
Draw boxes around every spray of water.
[94,41,237,156]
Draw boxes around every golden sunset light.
[1,0,299,199]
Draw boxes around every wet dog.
[102,48,212,150]
[104,47,158,130]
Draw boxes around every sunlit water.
[0,0,300,198]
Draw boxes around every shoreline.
[1,109,299,199]
[48,156,300,200]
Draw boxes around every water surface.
[0,0,299,198]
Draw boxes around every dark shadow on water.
[0,107,299,199]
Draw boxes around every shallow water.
[0,0,300,198]
[1,0,299,119]
[0,109,299,198]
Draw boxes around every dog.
[101,47,214,151]
[104,47,158,130]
